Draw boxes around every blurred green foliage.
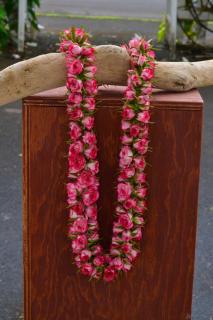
[0,0,40,50]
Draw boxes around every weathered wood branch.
[0,45,213,106]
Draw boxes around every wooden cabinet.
[23,86,203,320]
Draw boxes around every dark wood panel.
[23,87,203,320]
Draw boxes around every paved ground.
[0,11,212,320]
[38,0,166,19]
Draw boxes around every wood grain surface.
[23,87,203,320]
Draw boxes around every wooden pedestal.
[23,86,203,320]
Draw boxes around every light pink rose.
[118,214,133,230]
[130,124,141,137]
[134,216,145,225]
[142,84,153,95]
[119,146,133,167]
[67,77,83,92]
[122,230,132,241]
[133,139,148,154]
[117,183,132,202]
[81,263,93,276]
[87,160,99,174]
[122,107,135,120]
[83,187,99,206]
[67,183,77,205]
[128,73,141,86]
[85,145,98,160]
[68,59,83,75]
[141,68,154,81]
[148,50,155,58]
[93,255,105,266]
[72,217,88,233]
[103,266,116,282]
[72,235,87,253]
[137,111,150,123]
[68,92,83,105]
[69,153,86,173]
[83,131,97,145]
[69,122,81,140]
[132,227,143,240]
[85,79,98,95]
[80,249,92,262]
[78,170,97,187]
[92,244,102,255]
[75,27,85,39]
[82,116,94,130]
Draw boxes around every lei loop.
[59,27,155,282]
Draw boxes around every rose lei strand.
[59,27,155,282]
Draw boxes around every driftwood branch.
[0,45,213,106]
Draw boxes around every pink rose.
[83,131,97,144]
[128,73,141,86]
[84,97,95,111]
[136,187,147,198]
[118,214,133,230]
[78,170,97,187]
[72,235,87,253]
[82,47,95,57]
[121,120,131,131]
[124,198,136,209]
[129,38,141,49]
[69,153,86,173]
[138,54,146,65]
[68,43,82,56]
[122,107,135,120]
[139,95,150,106]
[68,59,83,75]
[141,39,150,50]
[69,202,84,219]
[72,217,88,233]
[69,122,81,140]
[81,263,93,276]
[85,145,98,160]
[125,89,135,100]
[119,166,135,180]
[134,216,145,225]
[103,266,116,282]
[121,134,133,145]
[87,160,99,174]
[117,183,132,202]
[83,187,99,206]
[80,249,92,262]
[148,50,155,58]
[133,139,148,154]
[142,84,153,95]
[92,244,102,255]
[85,66,97,78]
[82,116,94,130]
[75,28,85,39]
[136,172,146,183]
[137,111,150,123]
[67,77,83,92]
[134,157,146,170]
[67,183,77,205]
[122,230,132,241]
[130,124,141,137]
[122,243,132,254]
[141,68,154,81]
[119,146,133,167]
[132,227,143,240]
[85,206,97,220]
[85,79,98,95]
[68,93,83,105]
[68,107,83,120]
[93,255,105,266]
[69,141,83,155]
[111,257,124,271]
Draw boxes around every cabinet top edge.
[23,86,204,109]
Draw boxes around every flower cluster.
[60,27,155,282]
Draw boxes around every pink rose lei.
[59,27,156,282]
